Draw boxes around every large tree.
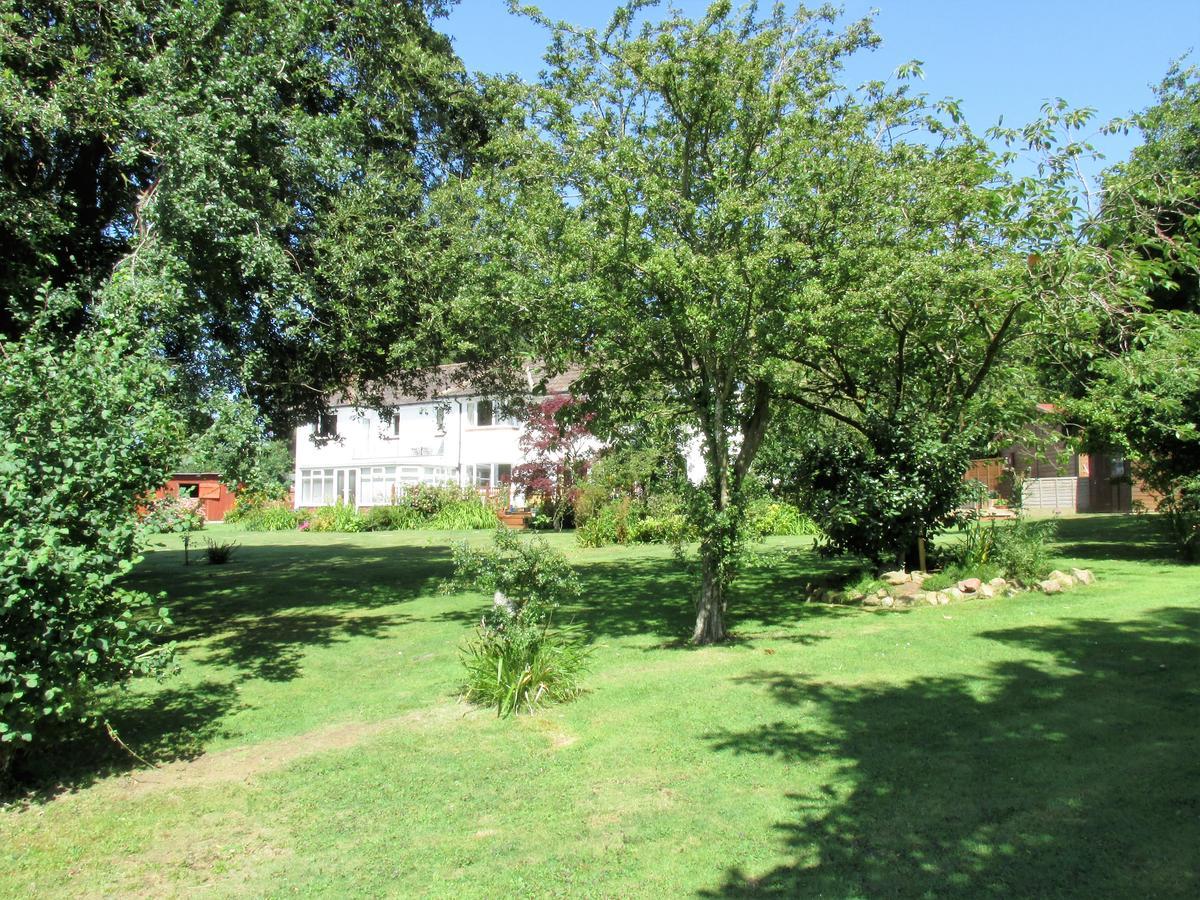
[1071,63,1200,558]
[1,0,487,430]
[443,2,1065,641]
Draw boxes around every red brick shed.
[154,473,238,523]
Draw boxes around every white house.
[292,366,574,508]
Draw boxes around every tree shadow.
[4,679,243,802]
[560,550,861,645]
[1051,514,1180,563]
[702,607,1200,897]
[129,541,453,682]
[430,543,858,645]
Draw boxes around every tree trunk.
[693,540,729,643]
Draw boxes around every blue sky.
[445,1,1200,179]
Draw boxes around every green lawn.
[2,516,1198,897]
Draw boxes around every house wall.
[293,398,528,508]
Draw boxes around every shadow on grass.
[1052,513,1180,563]
[560,550,862,646]
[429,543,862,645]
[5,680,243,802]
[702,606,1200,897]
[128,541,454,682]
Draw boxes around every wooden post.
[917,536,927,574]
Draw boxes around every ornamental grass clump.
[446,529,590,716]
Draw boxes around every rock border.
[806,567,1098,611]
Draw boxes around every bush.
[945,516,1057,586]
[446,529,590,716]
[362,504,423,531]
[1161,476,1200,562]
[0,294,179,774]
[306,502,367,533]
[141,495,206,535]
[576,499,634,547]
[774,415,973,567]
[224,487,289,525]
[204,539,239,564]
[575,494,699,547]
[427,500,500,530]
[629,513,692,543]
[460,625,591,717]
[746,500,821,538]
[233,501,303,532]
[404,483,460,518]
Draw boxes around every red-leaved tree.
[511,395,596,530]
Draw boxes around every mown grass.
[2,516,1197,897]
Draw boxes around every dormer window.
[316,411,338,437]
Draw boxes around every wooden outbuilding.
[152,473,238,523]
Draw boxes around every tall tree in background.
[1072,63,1200,558]
[444,1,1075,641]
[1,0,487,430]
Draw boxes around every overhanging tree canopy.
[1,0,488,430]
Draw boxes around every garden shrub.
[204,539,239,564]
[362,504,424,531]
[575,499,634,547]
[427,499,499,530]
[944,516,1058,586]
[628,513,692,544]
[1160,476,1200,562]
[0,295,179,774]
[446,529,590,716]
[232,501,304,532]
[771,414,973,567]
[141,495,206,535]
[576,493,701,547]
[307,502,367,533]
[224,487,289,525]
[745,499,821,538]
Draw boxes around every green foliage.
[446,530,589,716]
[177,397,292,493]
[575,494,698,548]
[362,504,424,532]
[772,416,973,567]
[628,513,693,545]
[745,500,822,539]
[306,503,367,534]
[459,624,591,718]
[0,0,489,432]
[575,502,630,548]
[443,3,1075,641]
[1162,476,1200,562]
[0,293,180,770]
[141,495,205,535]
[427,501,500,531]
[1068,64,1200,560]
[203,539,239,565]
[945,517,1058,586]
[229,500,304,532]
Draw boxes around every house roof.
[331,363,578,408]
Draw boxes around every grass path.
[2,517,1197,897]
